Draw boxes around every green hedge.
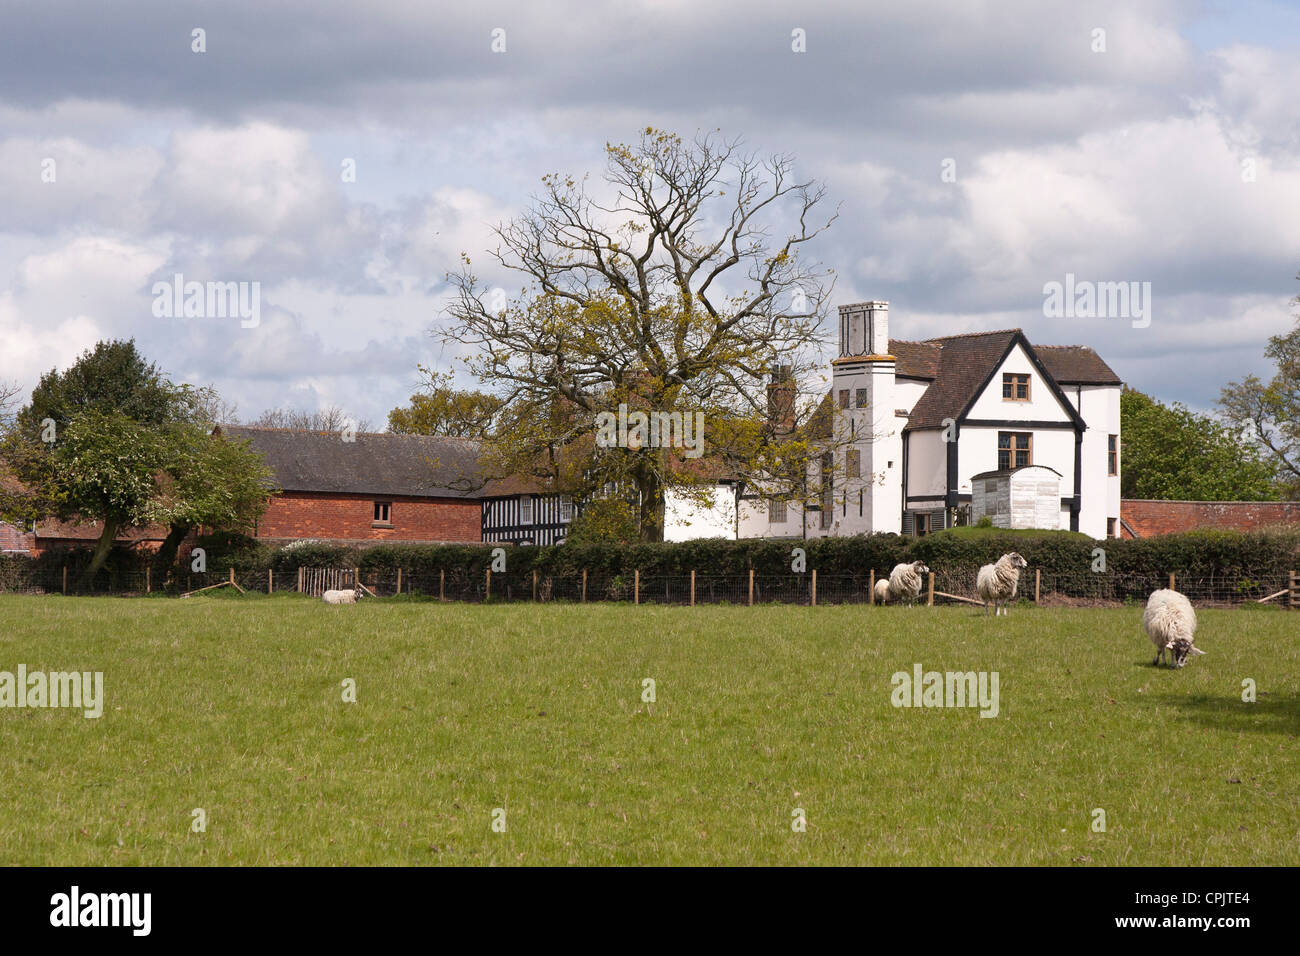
[6,527,1298,580]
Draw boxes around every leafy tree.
[387,367,503,439]
[1120,387,1279,500]
[564,498,639,545]
[1218,299,1300,498]
[443,129,842,541]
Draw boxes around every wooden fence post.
[297,567,303,593]
[533,569,538,602]
[811,569,817,607]
[1169,572,1176,591]
[229,567,235,586]
[267,568,272,595]
[396,568,402,595]
[146,565,151,594]
[690,569,695,607]
[1034,568,1041,603]
[1290,570,1296,610]
[582,568,587,603]
[485,568,491,602]
[927,571,934,607]
[748,569,754,606]
[62,566,67,595]
[440,569,445,601]
[869,568,875,605]
[634,569,640,605]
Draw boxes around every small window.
[838,389,850,410]
[855,388,868,408]
[1107,517,1117,538]
[1108,435,1118,476]
[1002,373,1031,401]
[997,432,1032,470]
[559,495,574,523]
[847,448,861,478]
[770,498,787,524]
[915,513,931,536]
[519,495,533,525]
[373,501,392,524]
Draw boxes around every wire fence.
[0,564,1295,609]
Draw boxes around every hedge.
[5,526,1296,582]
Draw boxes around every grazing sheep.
[874,578,891,605]
[322,585,362,605]
[1144,589,1204,668]
[888,561,930,606]
[976,552,1028,616]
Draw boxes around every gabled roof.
[898,330,1103,431]
[219,426,488,499]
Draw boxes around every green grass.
[1,594,1297,866]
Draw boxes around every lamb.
[887,561,930,606]
[976,552,1028,616]
[1144,589,1205,668]
[322,584,362,605]
[874,578,891,605]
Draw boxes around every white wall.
[1066,383,1122,538]
[906,429,948,500]
[665,485,737,541]
[965,344,1075,424]
[957,426,1077,500]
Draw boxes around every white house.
[738,301,1123,539]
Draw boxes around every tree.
[148,424,273,579]
[443,129,840,540]
[250,405,372,433]
[387,367,503,439]
[1218,300,1300,499]
[564,498,639,545]
[0,380,20,428]
[1120,387,1279,500]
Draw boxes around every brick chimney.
[838,301,889,357]
[767,364,796,436]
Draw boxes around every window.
[855,388,868,408]
[1108,435,1118,476]
[519,495,533,525]
[1002,373,1031,401]
[373,501,392,525]
[770,498,787,523]
[820,453,834,529]
[847,448,861,478]
[559,495,574,523]
[997,432,1032,470]
[915,512,931,536]
[838,389,850,410]
[1107,517,1117,538]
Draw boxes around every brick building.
[219,426,487,545]
[1121,499,1300,538]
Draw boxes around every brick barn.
[219,426,486,545]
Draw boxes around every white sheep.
[1144,589,1204,668]
[873,578,891,605]
[888,560,930,606]
[322,585,362,605]
[977,552,1028,616]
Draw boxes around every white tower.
[831,301,901,535]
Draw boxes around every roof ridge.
[922,328,1022,343]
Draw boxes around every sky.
[0,0,1297,426]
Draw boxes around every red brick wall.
[0,521,35,553]
[1121,500,1300,538]
[255,491,481,543]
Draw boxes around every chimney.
[837,301,890,357]
[767,364,795,436]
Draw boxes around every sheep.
[874,578,891,605]
[322,584,362,605]
[1144,589,1204,668]
[887,560,930,606]
[976,552,1028,616]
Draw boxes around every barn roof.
[219,426,493,499]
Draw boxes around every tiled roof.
[1035,345,1122,385]
[220,426,490,499]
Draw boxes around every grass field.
[1,593,1297,866]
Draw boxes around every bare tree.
[251,405,372,434]
[442,129,845,540]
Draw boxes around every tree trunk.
[635,467,666,542]
[80,516,121,589]
[153,521,192,584]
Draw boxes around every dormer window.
[1002,373,1031,401]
